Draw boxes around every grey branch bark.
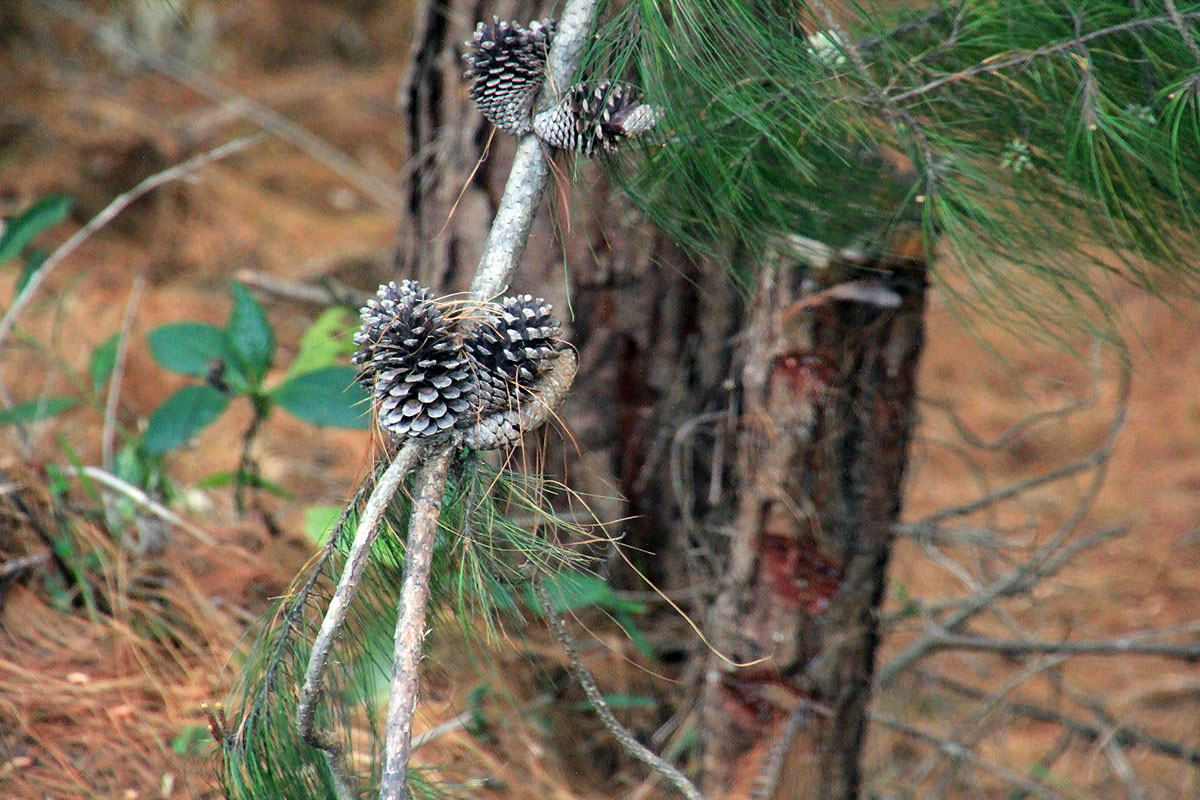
[925,632,1200,660]
[378,2,601,799]
[469,0,598,300]
[380,448,453,800]
[297,444,421,774]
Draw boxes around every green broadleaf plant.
[269,365,369,430]
[227,283,275,384]
[142,283,368,508]
[16,248,49,297]
[0,194,72,267]
[89,334,119,393]
[286,307,359,378]
[145,284,369,445]
[0,396,77,426]
[148,322,250,392]
[142,385,231,456]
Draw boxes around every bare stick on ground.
[0,134,264,353]
[68,465,215,546]
[35,0,403,211]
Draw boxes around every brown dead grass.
[1,2,1198,799]
[0,458,304,799]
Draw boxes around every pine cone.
[464,17,554,136]
[462,295,571,449]
[354,284,574,449]
[461,348,577,451]
[353,281,475,440]
[533,81,662,157]
[466,294,565,412]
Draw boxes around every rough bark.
[392,3,926,797]
[701,247,928,799]
[392,0,741,565]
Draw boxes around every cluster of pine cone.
[464,17,662,156]
[353,281,575,450]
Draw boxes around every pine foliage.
[587,0,1200,328]
[218,456,595,800]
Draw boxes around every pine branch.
[886,10,1200,104]
[621,0,1200,335]
[356,3,603,798]
[380,449,452,800]
[533,576,704,800]
[469,0,599,299]
[296,444,422,787]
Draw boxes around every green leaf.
[44,463,72,499]
[226,284,274,385]
[526,571,646,616]
[16,248,48,298]
[58,436,104,506]
[0,396,77,426]
[0,194,72,267]
[269,366,369,429]
[142,385,230,456]
[571,694,657,712]
[89,334,119,393]
[171,724,213,758]
[615,610,655,660]
[148,323,248,392]
[197,470,292,498]
[303,505,343,545]
[113,441,149,488]
[148,322,232,376]
[286,307,359,378]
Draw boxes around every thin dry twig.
[102,274,143,474]
[533,576,704,800]
[870,710,1069,800]
[234,269,372,310]
[925,632,1200,660]
[34,0,403,211]
[921,669,1200,768]
[879,356,1131,687]
[98,274,144,538]
[0,551,51,595]
[0,134,264,353]
[68,465,215,546]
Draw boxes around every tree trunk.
[393,0,741,568]
[701,246,928,799]
[395,4,927,798]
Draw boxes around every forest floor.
[1,2,1198,799]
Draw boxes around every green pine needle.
[584,0,1200,334]
[218,453,600,799]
